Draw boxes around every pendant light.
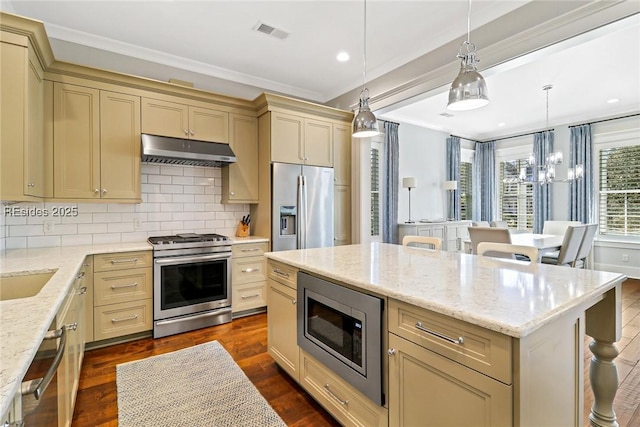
[352,0,379,138]
[447,0,489,111]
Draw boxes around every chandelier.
[518,85,583,185]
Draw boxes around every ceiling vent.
[439,112,455,118]
[253,21,289,40]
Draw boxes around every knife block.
[236,222,249,237]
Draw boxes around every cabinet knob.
[230,191,235,196]
[102,189,107,194]
[94,188,100,193]
[27,183,35,187]
[388,348,397,356]
[291,299,297,305]
[184,129,189,135]
[190,130,195,136]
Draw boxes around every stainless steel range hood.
[141,134,237,167]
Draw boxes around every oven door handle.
[155,254,230,265]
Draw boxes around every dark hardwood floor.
[73,279,640,427]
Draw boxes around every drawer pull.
[111,314,138,323]
[273,268,290,278]
[110,258,138,264]
[66,322,78,331]
[111,282,139,290]
[83,263,90,267]
[324,384,348,406]
[241,267,260,273]
[77,272,85,279]
[241,294,260,299]
[77,286,87,295]
[241,248,260,252]
[415,321,464,345]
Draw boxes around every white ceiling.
[2,1,639,141]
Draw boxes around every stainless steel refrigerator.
[272,162,334,251]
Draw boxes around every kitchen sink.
[0,270,56,301]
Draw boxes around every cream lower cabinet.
[267,260,299,380]
[0,32,45,201]
[231,241,268,313]
[141,97,228,143]
[53,83,141,200]
[398,221,471,252]
[222,114,259,203]
[334,185,352,246]
[92,251,153,341]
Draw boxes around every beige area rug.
[116,340,286,427]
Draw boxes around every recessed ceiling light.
[336,51,350,62]
[607,98,620,104]
[497,122,506,127]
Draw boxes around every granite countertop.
[0,235,268,417]
[265,243,626,339]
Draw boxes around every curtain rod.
[479,128,554,143]
[449,134,481,143]
[568,113,640,128]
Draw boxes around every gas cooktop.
[148,233,231,246]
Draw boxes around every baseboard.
[593,263,640,280]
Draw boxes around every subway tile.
[161,221,184,230]
[160,204,184,213]
[93,233,122,244]
[108,222,135,233]
[9,225,44,237]
[78,203,108,213]
[141,164,160,175]
[183,186,205,195]
[183,203,205,212]
[92,213,123,223]
[205,220,226,228]
[141,184,161,194]
[161,165,184,176]
[147,212,172,222]
[147,193,172,204]
[194,195,216,203]
[135,203,161,213]
[194,212,216,221]
[205,203,224,212]
[28,235,61,248]
[140,174,148,184]
[160,184,184,194]
[61,213,92,224]
[183,167,205,177]
[107,204,135,213]
[51,224,78,235]
[142,222,161,232]
[121,232,150,243]
[184,220,205,230]
[78,223,107,234]
[172,194,195,203]
[148,174,172,184]
[5,237,27,249]
[172,176,194,186]
[172,212,195,221]
[3,215,27,226]
[61,234,93,246]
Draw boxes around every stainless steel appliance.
[149,233,232,338]
[271,162,334,251]
[297,272,384,405]
[141,133,237,167]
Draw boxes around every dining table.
[463,231,564,256]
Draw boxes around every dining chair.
[542,220,582,236]
[490,220,508,228]
[467,227,511,255]
[573,223,598,268]
[477,242,539,262]
[472,221,490,227]
[402,235,442,251]
[541,225,587,266]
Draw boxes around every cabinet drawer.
[267,260,297,289]
[232,256,266,285]
[232,241,268,258]
[300,350,388,427]
[94,251,152,272]
[93,299,152,341]
[94,267,152,307]
[232,282,266,313]
[388,299,512,384]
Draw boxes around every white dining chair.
[477,242,539,262]
[573,224,598,268]
[542,220,582,235]
[541,225,587,266]
[490,220,508,228]
[467,227,511,255]
[472,221,490,227]
[402,236,442,251]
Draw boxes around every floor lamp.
[443,180,457,221]
[402,177,417,223]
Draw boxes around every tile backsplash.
[2,164,249,250]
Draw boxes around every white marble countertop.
[0,235,268,417]
[265,243,626,339]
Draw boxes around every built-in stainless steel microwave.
[297,272,384,405]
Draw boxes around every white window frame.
[496,144,534,230]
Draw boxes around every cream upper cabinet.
[270,111,333,167]
[0,33,45,201]
[333,123,351,186]
[53,82,141,200]
[222,113,258,203]
[142,97,228,143]
[334,185,351,246]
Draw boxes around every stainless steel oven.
[149,233,232,338]
[297,272,384,405]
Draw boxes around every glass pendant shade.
[353,92,379,138]
[447,62,489,111]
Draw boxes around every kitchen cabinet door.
[24,43,45,197]
[267,278,299,381]
[100,91,141,199]
[333,123,351,186]
[271,111,304,164]
[189,105,228,143]
[304,118,333,167]
[141,97,189,139]
[388,333,512,427]
[53,82,101,199]
[334,185,351,246]
[222,113,258,203]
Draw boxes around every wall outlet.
[622,253,629,262]
[43,221,55,234]
[134,218,142,230]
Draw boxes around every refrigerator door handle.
[297,175,304,249]
[302,175,308,249]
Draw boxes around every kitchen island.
[265,243,625,427]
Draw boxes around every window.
[500,159,533,230]
[599,144,640,236]
[460,162,473,220]
[370,147,381,237]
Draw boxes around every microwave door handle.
[22,326,67,400]
[297,175,304,249]
[155,253,230,265]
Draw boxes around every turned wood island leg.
[585,284,623,427]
